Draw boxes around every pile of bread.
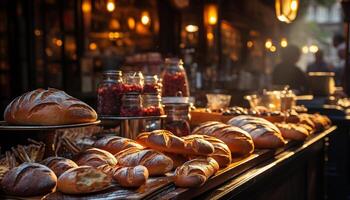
[0,88,332,197]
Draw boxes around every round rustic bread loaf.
[4,88,97,125]
[1,162,57,196]
[41,157,78,177]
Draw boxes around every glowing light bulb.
[280,38,288,48]
[141,11,150,25]
[185,25,199,33]
[265,39,272,49]
[309,45,319,53]
[270,45,276,52]
[302,46,309,54]
[106,1,115,12]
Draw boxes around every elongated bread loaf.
[192,121,254,157]
[94,136,144,154]
[4,88,97,125]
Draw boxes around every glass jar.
[163,103,191,136]
[161,58,190,97]
[143,75,161,94]
[143,94,164,116]
[123,71,144,94]
[97,70,123,116]
[120,94,143,117]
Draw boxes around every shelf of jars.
[97,58,191,139]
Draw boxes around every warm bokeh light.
[89,42,97,50]
[108,32,121,40]
[207,32,214,40]
[55,39,62,47]
[185,25,199,33]
[34,29,41,36]
[309,45,319,53]
[205,4,218,25]
[82,1,91,13]
[280,38,288,48]
[247,41,254,48]
[270,45,277,52]
[106,1,115,12]
[265,39,272,49]
[302,46,309,54]
[128,17,136,30]
[141,11,150,25]
[290,0,298,11]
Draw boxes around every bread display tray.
[0,120,101,131]
[99,115,167,120]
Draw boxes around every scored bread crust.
[227,116,286,149]
[41,156,78,177]
[4,88,97,125]
[74,148,118,168]
[93,136,144,154]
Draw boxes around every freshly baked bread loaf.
[113,165,149,187]
[114,147,173,176]
[227,116,286,149]
[174,157,219,188]
[4,88,97,125]
[136,130,215,156]
[1,162,57,196]
[192,121,254,157]
[275,123,312,141]
[308,114,331,131]
[57,166,111,194]
[183,135,231,168]
[75,148,117,168]
[42,157,78,177]
[93,136,144,154]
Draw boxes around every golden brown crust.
[57,166,111,194]
[93,136,144,154]
[174,157,219,188]
[275,123,312,141]
[136,130,214,156]
[41,157,78,177]
[75,148,118,168]
[4,88,97,125]
[183,135,231,168]
[163,153,188,169]
[227,116,286,149]
[1,162,57,196]
[113,165,149,187]
[192,121,254,157]
[114,147,173,176]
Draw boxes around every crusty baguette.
[75,148,118,168]
[192,121,254,157]
[93,136,144,154]
[174,157,219,188]
[136,130,215,156]
[275,123,312,141]
[57,166,111,194]
[41,156,78,177]
[183,135,231,168]
[1,162,57,196]
[114,147,173,176]
[4,88,97,125]
[227,116,286,149]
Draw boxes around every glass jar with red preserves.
[143,75,161,94]
[143,94,164,116]
[123,71,144,94]
[163,103,191,136]
[120,94,143,117]
[161,58,190,97]
[97,70,123,116]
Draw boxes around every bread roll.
[93,136,144,154]
[114,147,173,176]
[113,165,149,187]
[4,88,97,125]
[41,157,78,177]
[227,116,286,149]
[192,121,254,157]
[75,148,117,167]
[275,123,312,141]
[57,166,111,194]
[183,135,231,168]
[136,130,215,156]
[174,157,219,188]
[1,162,57,196]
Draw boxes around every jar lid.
[103,70,122,76]
[162,97,189,104]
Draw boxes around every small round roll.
[113,165,149,187]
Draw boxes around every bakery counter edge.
[159,126,336,200]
